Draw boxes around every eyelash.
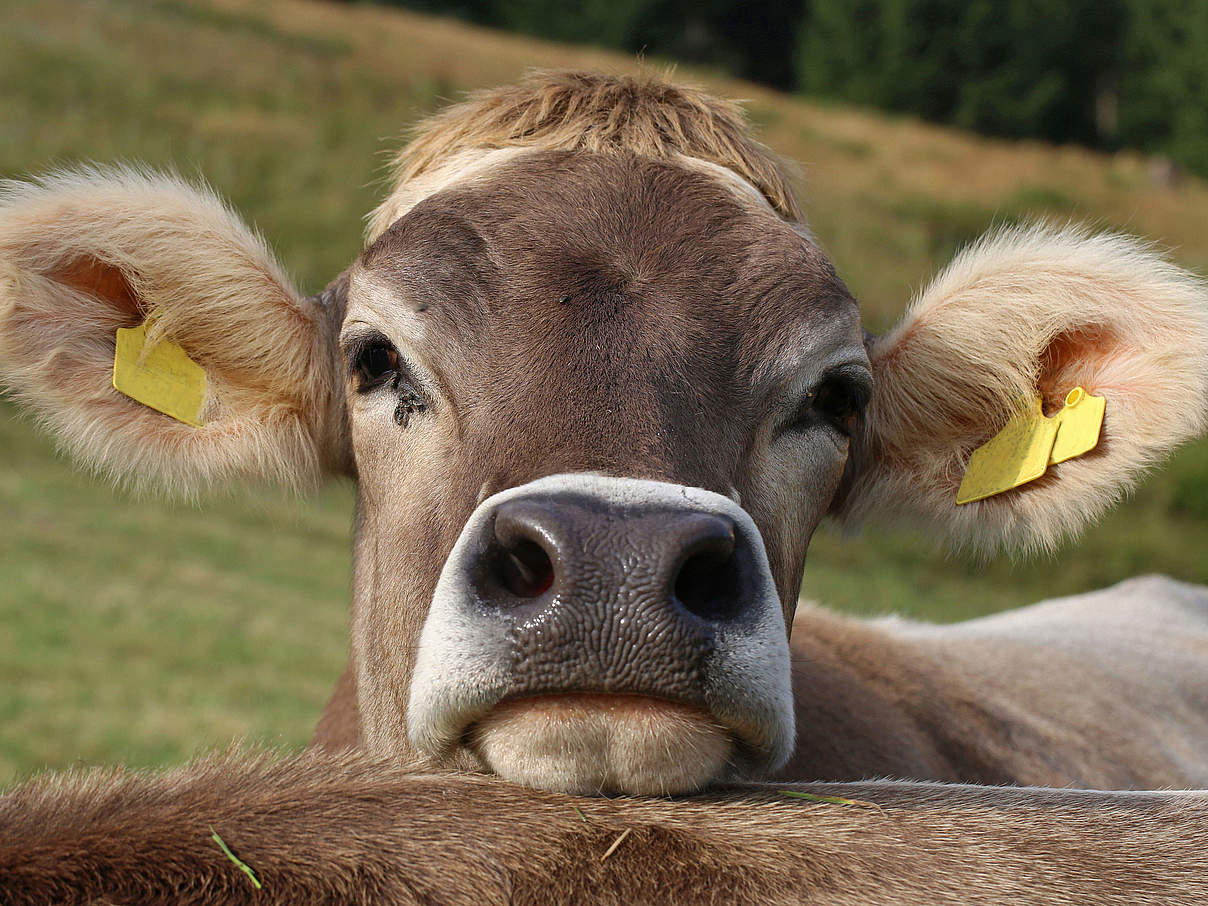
[349,339,428,427]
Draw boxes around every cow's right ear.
[0,167,352,494]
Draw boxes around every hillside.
[2,0,1208,783]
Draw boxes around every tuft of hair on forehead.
[368,70,801,240]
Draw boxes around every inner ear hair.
[1035,326,1117,415]
[55,256,144,321]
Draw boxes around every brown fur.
[3,752,1207,906]
[779,579,1208,788]
[366,69,801,240]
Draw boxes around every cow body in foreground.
[3,70,1208,901]
[3,754,1207,906]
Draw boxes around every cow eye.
[811,375,870,435]
[353,342,400,391]
[787,372,871,437]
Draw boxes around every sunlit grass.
[2,0,1207,784]
[0,400,353,785]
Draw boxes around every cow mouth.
[466,692,735,796]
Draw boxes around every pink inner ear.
[1037,327,1117,416]
[56,256,143,324]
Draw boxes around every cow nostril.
[496,538,555,598]
[674,538,741,622]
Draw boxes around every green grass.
[2,0,1208,786]
[0,400,353,784]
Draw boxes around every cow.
[2,69,1207,813]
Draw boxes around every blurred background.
[2,0,1207,786]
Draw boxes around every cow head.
[3,73,1206,796]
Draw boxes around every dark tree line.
[366,0,1208,177]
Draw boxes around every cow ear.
[0,166,352,495]
[837,224,1208,554]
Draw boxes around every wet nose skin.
[473,495,757,703]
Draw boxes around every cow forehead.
[347,151,863,484]
[354,150,860,378]
[346,153,863,488]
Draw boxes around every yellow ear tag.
[956,387,1105,505]
[956,395,1057,505]
[1047,386,1106,465]
[112,323,207,427]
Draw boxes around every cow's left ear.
[0,166,352,495]
[836,224,1208,554]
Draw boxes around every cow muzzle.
[407,474,794,795]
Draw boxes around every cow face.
[342,151,867,793]
[3,75,1204,799]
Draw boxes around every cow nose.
[486,498,745,622]
[408,475,795,779]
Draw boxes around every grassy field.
[3,0,1208,787]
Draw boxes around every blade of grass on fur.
[779,791,883,811]
[573,806,588,823]
[600,827,632,862]
[210,827,263,889]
